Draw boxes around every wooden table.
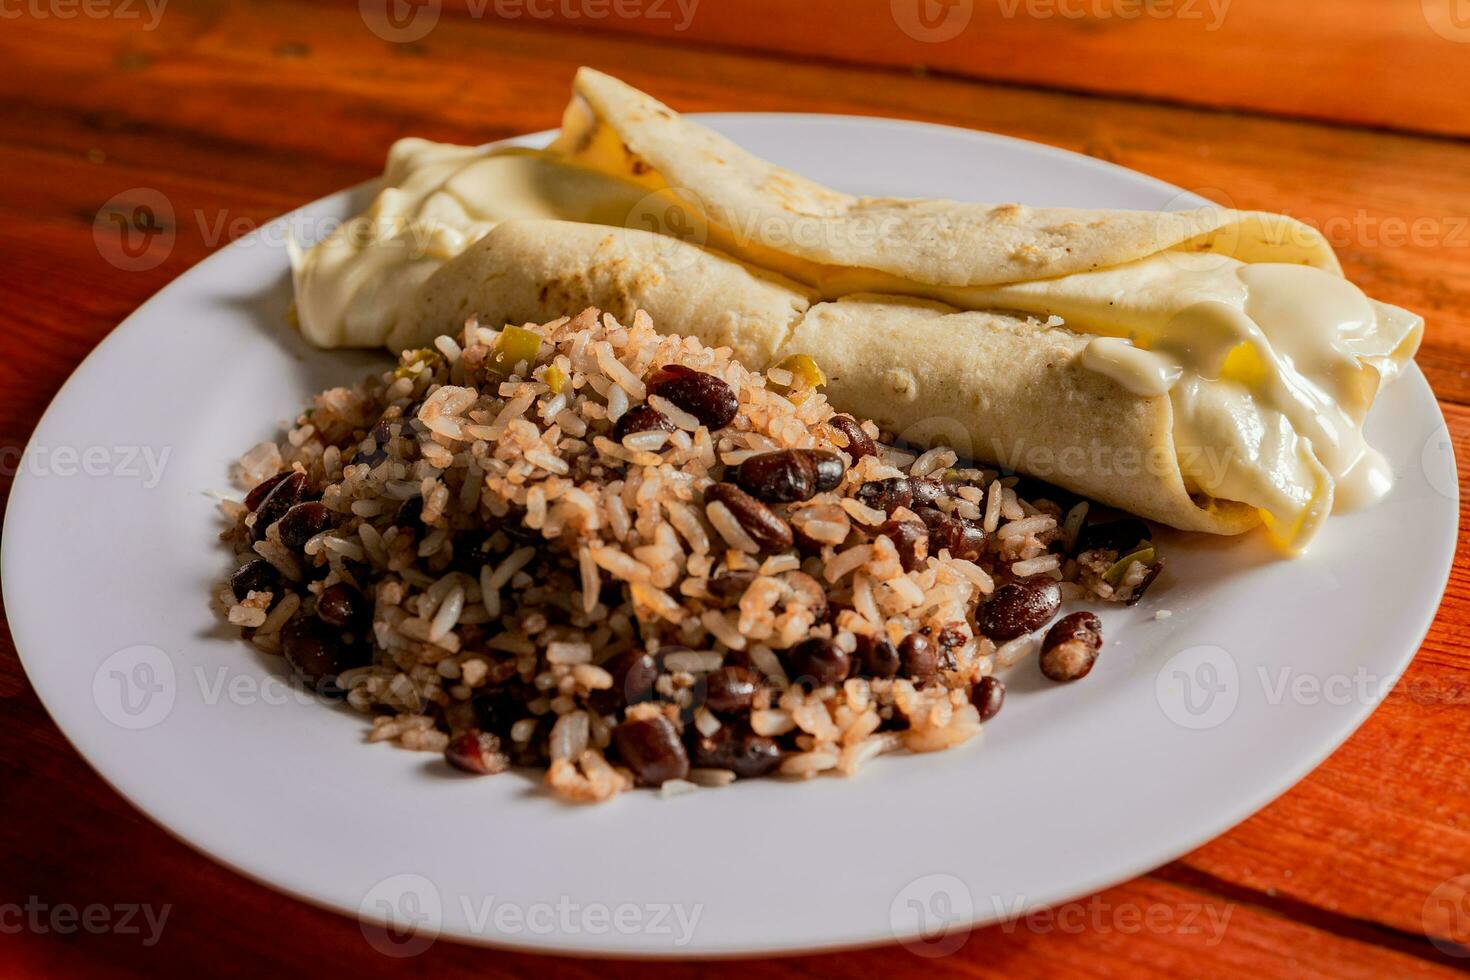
[2,1,1468,975]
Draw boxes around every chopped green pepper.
[489,325,544,376]
[1103,547,1156,586]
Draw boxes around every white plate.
[4,115,1458,958]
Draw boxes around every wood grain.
[427,0,1470,139]
[0,2,1467,976]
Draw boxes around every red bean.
[281,616,365,686]
[316,583,365,628]
[808,451,847,492]
[858,635,901,679]
[828,414,876,462]
[648,366,739,430]
[899,633,938,685]
[613,405,674,442]
[1039,611,1103,682]
[704,666,759,713]
[252,471,308,540]
[705,483,793,553]
[735,450,818,503]
[855,477,944,514]
[980,580,1062,641]
[278,501,334,549]
[878,519,929,572]
[612,716,690,786]
[689,723,782,778]
[787,638,851,687]
[706,569,757,600]
[929,515,986,562]
[245,471,294,512]
[971,676,1005,721]
[230,559,280,601]
[601,649,660,707]
[444,730,510,775]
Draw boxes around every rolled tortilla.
[776,297,1258,534]
[410,218,1257,534]
[550,68,1342,296]
[406,219,816,365]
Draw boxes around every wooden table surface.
[2,1,1468,975]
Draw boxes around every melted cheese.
[290,139,651,348]
[932,254,1423,551]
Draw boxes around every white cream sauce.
[939,254,1422,551]
[290,139,649,348]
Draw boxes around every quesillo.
[288,70,1423,552]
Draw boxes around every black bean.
[929,515,986,562]
[229,559,280,601]
[317,583,365,628]
[705,483,793,553]
[808,450,847,493]
[979,580,1062,642]
[787,637,851,688]
[245,471,293,512]
[735,450,817,504]
[252,471,308,540]
[613,404,675,442]
[878,520,929,572]
[278,501,334,549]
[857,634,901,679]
[704,666,759,714]
[899,633,938,685]
[647,365,738,430]
[1039,611,1103,682]
[706,569,757,600]
[612,716,689,786]
[1077,518,1152,555]
[971,676,1005,722]
[444,730,509,775]
[689,724,782,778]
[828,414,876,462]
[281,616,365,686]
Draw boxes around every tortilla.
[550,68,1341,296]
[409,219,1256,534]
[405,219,816,365]
[777,297,1259,534]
